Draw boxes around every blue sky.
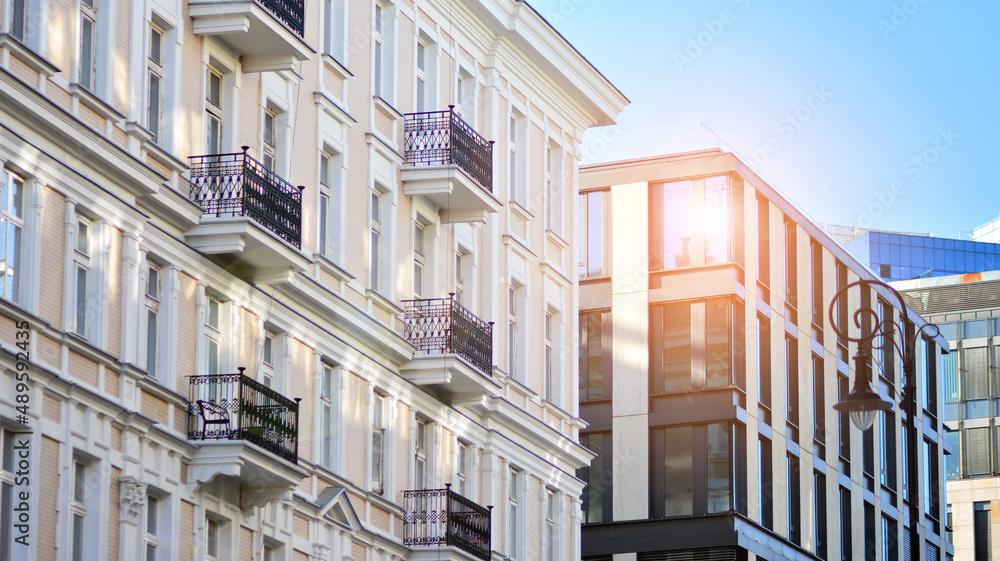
[528,0,1000,238]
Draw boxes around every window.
[878,300,895,385]
[144,495,159,561]
[784,218,797,310]
[415,38,429,112]
[544,311,558,403]
[579,310,611,401]
[369,187,385,291]
[79,0,97,91]
[260,330,283,390]
[508,111,526,207]
[864,503,875,561]
[652,298,744,393]
[10,0,27,41]
[815,471,827,560]
[836,260,849,362]
[454,247,469,305]
[0,170,24,303]
[881,516,897,561]
[813,355,826,458]
[261,105,279,171]
[578,190,609,278]
[544,489,559,561]
[456,440,470,497]
[414,418,428,490]
[975,502,990,561]
[413,222,426,298]
[545,143,562,234]
[206,516,220,560]
[924,440,940,520]
[863,418,875,490]
[203,295,222,374]
[70,458,96,561]
[143,262,160,377]
[786,336,799,439]
[73,216,91,339]
[840,487,852,561]
[811,239,823,328]
[838,374,851,464]
[372,1,394,101]
[879,411,896,493]
[756,195,769,287]
[317,148,343,261]
[322,0,345,61]
[758,436,773,530]
[1,429,18,561]
[507,467,521,560]
[651,176,738,270]
[508,282,524,381]
[654,422,741,518]
[945,430,959,479]
[147,25,164,144]
[206,66,224,154]
[578,432,611,524]
[371,393,386,495]
[787,454,800,545]
[455,67,475,120]
[758,315,771,424]
[922,337,938,418]
[318,362,339,471]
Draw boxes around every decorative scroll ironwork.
[403,485,492,561]
[257,0,304,37]
[404,107,494,193]
[187,368,301,463]
[402,294,493,376]
[189,148,304,248]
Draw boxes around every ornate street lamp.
[829,278,940,559]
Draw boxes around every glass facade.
[848,232,1000,282]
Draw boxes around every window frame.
[72,215,92,339]
[577,189,610,279]
[78,0,98,92]
[146,23,164,144]
[0,170,25,304]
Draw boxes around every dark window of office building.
[651,298,744,394]
[811,239,823,328]
[865,503,876,561]
[882,516,898,561]
[785,218,797,309]
[815,471,827,560]
[814,355,826,457]
[652,422,744,518]
[924,440,940,522]
[787,453,800,545]
[965,427,991,476]
[757,196,770,287]
[759,315,771,425]
[759,436,773,530]
[975,502,990,561]
[836,260,849,362]
[578,432,612,524]
[839,374,851,466]
[863,420,875,491]
[922,336,938,419]
[787,336,799,442]
[579,310,612,402]
[880,410,897,494]
[841,487,852,561]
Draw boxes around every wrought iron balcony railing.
[257,0,304,36]
[188,368,301,463]
[403,485,492,561]
[189,147,304,248]
[404,107,494,193]
[402,295,493,377]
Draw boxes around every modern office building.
[896,271,1000,561]
[840,230,1000,283]
[576,150,951,561]
[0,0,628,559]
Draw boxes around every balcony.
[403,486,492,561]
[189,0,310,72]
[186,369,306,508]
[400,295,500,403]
[402,108,500,223]
[186,148,308,283]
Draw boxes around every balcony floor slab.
[186,217,309,283]
[400,354,501,404]
[401,165,501,223]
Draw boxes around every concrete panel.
[611,181,648,295]
[613,414,649,522]
[612,291,649,417]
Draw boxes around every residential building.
[0,0,627,560]
[577,150,951,561]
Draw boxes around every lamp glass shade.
[850,410,878,432]
[833,375,893,432]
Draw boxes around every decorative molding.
[119,476,148,525]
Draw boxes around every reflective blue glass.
[945,251,955,271]
[945,239,956,250]
[965,320,989,338]
[935,238,945,249]
[901,247,911,266]
[934,249,945,268]
[965,400,990,419]
[938,322,958,340]
[945,402,960,421]
[890,234,901,245]
[890,245,900,262]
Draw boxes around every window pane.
[663,426,693,517]
[706,299,732,388]
[76,266,87,336]
[706,422,732,513]
[661,181,691,269]
[704,176,730,264]
[661,302,691,393]
[587,191,604,277]
[147,73,160,142]
[80,19,94,90]
[146,310,157,377]
[966,320,989,339]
